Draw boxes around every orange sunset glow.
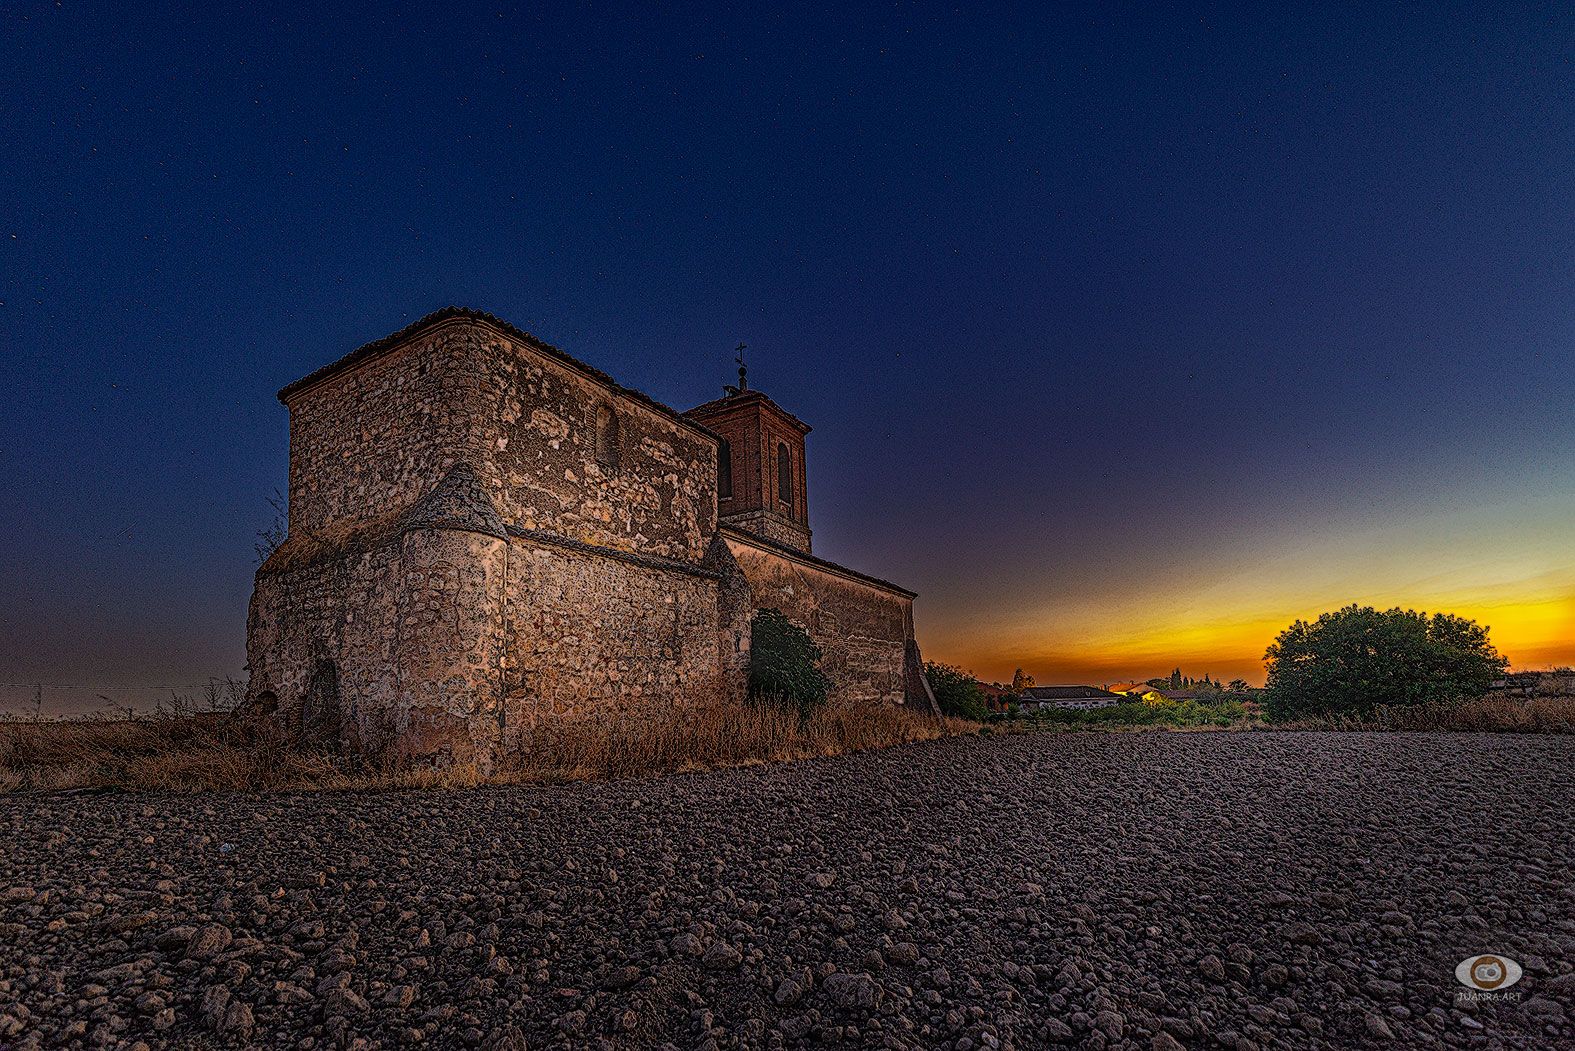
[915,469,1575,686]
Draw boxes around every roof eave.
[719,524,916,599]
[685,390,812,435]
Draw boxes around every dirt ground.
[1,731,1570,1049]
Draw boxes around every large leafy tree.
[1263,605,1507,720]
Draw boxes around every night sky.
[4,3,1573,712]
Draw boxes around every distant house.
[977,682,1012,712]
[1489,671,1575,699]
[1108,682,1165,704]
[1019,685,1123,711]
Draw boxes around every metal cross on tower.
[725,342,749,396]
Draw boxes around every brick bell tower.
[685,346,813,553]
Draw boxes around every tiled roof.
[276,306,719,443]
[1020,685,1120,701]
[686,389,811,434]
[719,525,916,599]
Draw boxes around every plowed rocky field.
[2,731,1571,1049]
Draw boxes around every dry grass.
[1268,696,1575,733]
[13,693,1561,793]
[0,703,973,793]
[0,714,339,792]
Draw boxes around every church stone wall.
[500,536,724,729]
[721,508,813,552]
[284,320,719,562]
[247,520,734,764]
[246,525,511,764]
[721,534,913,708]
[470,334,718,562]
[285,330,486,535]
[392,529,509,754]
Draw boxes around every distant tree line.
[1145,669,1222,691]
[1141,670,1253,694]
[919,602,1508,728]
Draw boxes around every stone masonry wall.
[392,528,509,754]
[501,535,724,728]
[285,330,483,535]
[249,520,726,761]
[472,334,719,562]
[722,508,813,553]
[284,319,719,561]
[721,535,913,708]
[246,526,510,763]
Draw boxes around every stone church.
[246,307,938,761]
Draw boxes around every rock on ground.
[1,731,1572,1049]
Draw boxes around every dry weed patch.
[0,703,971,793]
[1266,695,1575,733]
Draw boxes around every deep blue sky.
[3,2,1573,710]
